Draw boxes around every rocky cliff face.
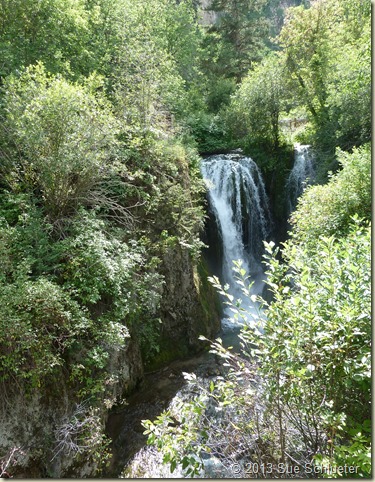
[198,0,219,25]
[150,244,221,370]
[0,237,220,478]
[0,335,144,478]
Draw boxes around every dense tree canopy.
[277,0,370,163]
[226,53,286,150]
[222,0,370,171]
[205,0,270,82]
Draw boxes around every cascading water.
[201,153,272,331]
[287,144,315,214]
[111,153,273,479]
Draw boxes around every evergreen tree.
[204,0,270,82]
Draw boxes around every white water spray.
[120,154,273,479]
[201,153,271,327]
[287,144,315,214]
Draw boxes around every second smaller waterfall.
[287,144,315,214]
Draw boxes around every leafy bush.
[184,111,230,154]
[254,223,371,469]
[0,0,95,80]
[0,274,91,389]
[143,221,371,477]
[0,197,164,396]
[0,192,63,281]
[1,64,119,220]
[225,53,287,151]
[290,144,371,244]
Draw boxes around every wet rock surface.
[105,349,223,477]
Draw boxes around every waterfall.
[116,152,273,479]
[287,144,315,214]
[201,153,272,327]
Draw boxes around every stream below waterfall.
[105,148,311,478]
[106,349,224,477]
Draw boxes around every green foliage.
[205,0,270,82]
[162,0,204,86]
[0,203,163,398]
[143,390,207,476]
[225,53,287,150]
[205,77,237,113]
[315,427,371,478]
[0,273,90,388]
[0,0,99,81]
[184,111,230,154]
[250,222,371,476]
[1,64,119,220]
[0,193,58,280]
[276,0,370,163]
[108,0,207,135]
[278,2,332,117]
[126,138,208,260]
[58,210,162,312]
[1,263,71,393]
[112,33,185,133]
[59,210,164,365]
[263,222,370,414]
[194,0,274,137]
[290,144,371,243]
[327,18,370,150]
